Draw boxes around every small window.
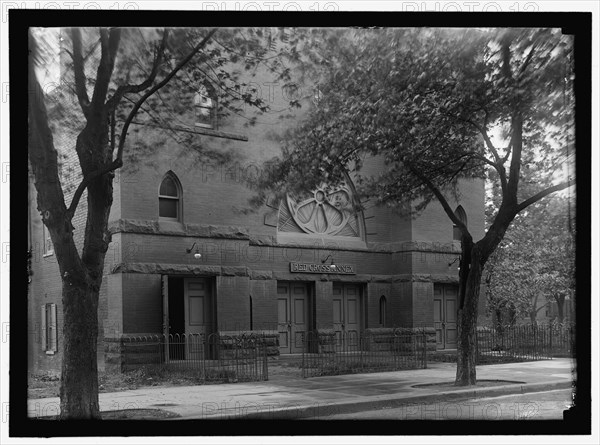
[41,303,57,354]
[194,83,217,129]
[159,172,182,221]
[379,296,387,327]
[42,223,53,256]
[453,206,468,241]
[249,295,253,331]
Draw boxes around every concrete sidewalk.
[27,358,575,420]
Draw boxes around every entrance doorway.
[184,278,212,359]
[163,276,215,360]
[434,284,458,349]
[332,283,362,346]
[277,282,311,354]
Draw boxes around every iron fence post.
[359,333,364,371]
[549,323,553,359]
[475,328,479,366]
[235,338,239,380]
[423,331,427,369]
[263,341,268,381]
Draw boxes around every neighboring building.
[27,31,485,374]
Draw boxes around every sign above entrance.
[290,262,356,275]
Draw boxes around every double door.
[434,284,458,349]
[277,283,310,354]
[332,284,361,346]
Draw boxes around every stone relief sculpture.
[278,185,362,238]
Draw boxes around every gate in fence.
[300,330,428,378]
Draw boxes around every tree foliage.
[485,193,575,324]
[257,27,575,385]
[29,26,299,419]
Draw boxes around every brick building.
[27,33,485,374]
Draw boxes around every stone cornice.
[108,219,249,239]
[108,219,461,255]
[109,262,457,283]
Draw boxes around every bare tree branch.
[110,106,116,154]
[90,27,121,115]
[115,28,218,164]
[107,29,169,109]
[506,113,523,199]
[67,29,218,218]
[70,28,91,118]
[517,39,539,79]
[516,179,575,214]
[29,31,86,277]
[408,163,472,241]
[66,160,122,219]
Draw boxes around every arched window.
[159,172,182,221]
[379,296,387,327]
[453,206,468,241]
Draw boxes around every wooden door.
[332,286,344,345]
[434,284,458,349]
[344,285,360,346]
[444,286,458,348]
[333,284,362,347]
[184,278,210,359]
[278,283,309,354]
[290,284,309,353]
[277,284,291,354]
[433,289,444,348]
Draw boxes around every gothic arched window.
[379,296,387,327]
[159,172,182,221]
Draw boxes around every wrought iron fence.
[120,333,269,382]
[301,330,428,378]
[475,323,575,364]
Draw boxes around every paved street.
[307,388,574,420]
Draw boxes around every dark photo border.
[8,9,592,438]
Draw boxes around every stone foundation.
[104,331,279,373]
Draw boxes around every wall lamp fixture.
[321,254,337,271]
[448,256,461,268]
[186,242,202,259]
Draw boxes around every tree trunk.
[494,308,503,334]
[529,310,537,324]
[555,294,565,324]
[507,304,517,326]
[455,247,484,386]
[59,279,100,419]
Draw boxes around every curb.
[173,379,572,420]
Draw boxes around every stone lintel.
[248,270,274,280]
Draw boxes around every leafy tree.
[484,194,575,325]
[256,27,575,385]
[28,26,295,419]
